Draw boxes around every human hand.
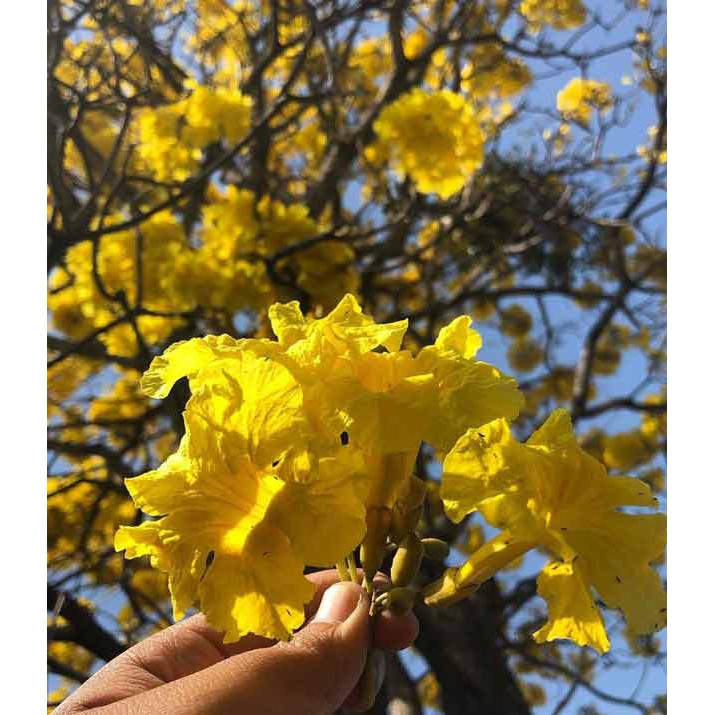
[55,570,419,715]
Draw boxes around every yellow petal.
[435,315,483,358]
[279,294,408,366]
[441,419,529,523]
[186,350,306,470]
[124,453,191,517]
[526,407,576,449]
[533,560,610,654]
[418,349,524,452]
[197,523,315,642]
[141,335,246,398]
[268,300,307,347]
[115,521,206,619]
[561,512,667,635]
[268,454,367,565]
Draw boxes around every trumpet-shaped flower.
[117,347,366,642]
[426,409,666,653]
[270,303,523,508]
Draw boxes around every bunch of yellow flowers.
[366,88,486,199]
[557,78,613,125]
[135,82,252,181]
[116,294,666,654]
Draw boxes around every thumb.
[210,581,372,715]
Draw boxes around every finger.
[374,607,419,651]
[80,582,371,715]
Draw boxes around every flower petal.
[561,512,667,636]
[269,454,367,565]
[115,521,206,619]
[434,315,482,358]
[533,560,610,654]
[418,350,524,452]
[141,335,245,398]
[441,419,528,524]
[197,523,315,642]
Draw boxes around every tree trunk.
[413,583,531,715]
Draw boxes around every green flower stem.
[346,552,359,583]
[335,560,350,582]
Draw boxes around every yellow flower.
[270,300,522,507]
[499,305,532,337]
[415,315,524,452]
[369,88,485,199]
[507,337,544,373]
[520,0,586,32]
[427,409,666,653]
[462,44,532,100]
[118,343,366,642]
[135,84,252,180]
[268,294,408,368]
[557,78,613,124]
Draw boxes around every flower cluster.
[117,295,665,652]
[520,0,587,33]
[135,82,253,181]
[557,78,613,125]
[48,194,358,359]
[366,89,486,199]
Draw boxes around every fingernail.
[314,582,363,624]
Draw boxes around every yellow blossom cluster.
[520,0,587,33]
[47,192,359,360]
[198,186,358,311]
[461,43,532,100]
[557,78,613,125]
[48,212,192,357]
[48,460,135,569]
[366,89,486,199]
[116,295,665,653]
[135,83,253,181]
[117,295,523,641]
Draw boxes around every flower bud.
[391,532,425,587]
[422,567,478,607]
[391,586,417,613]
[375,586,417,614]
[421,537,451,562]
[360,506,392,580]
